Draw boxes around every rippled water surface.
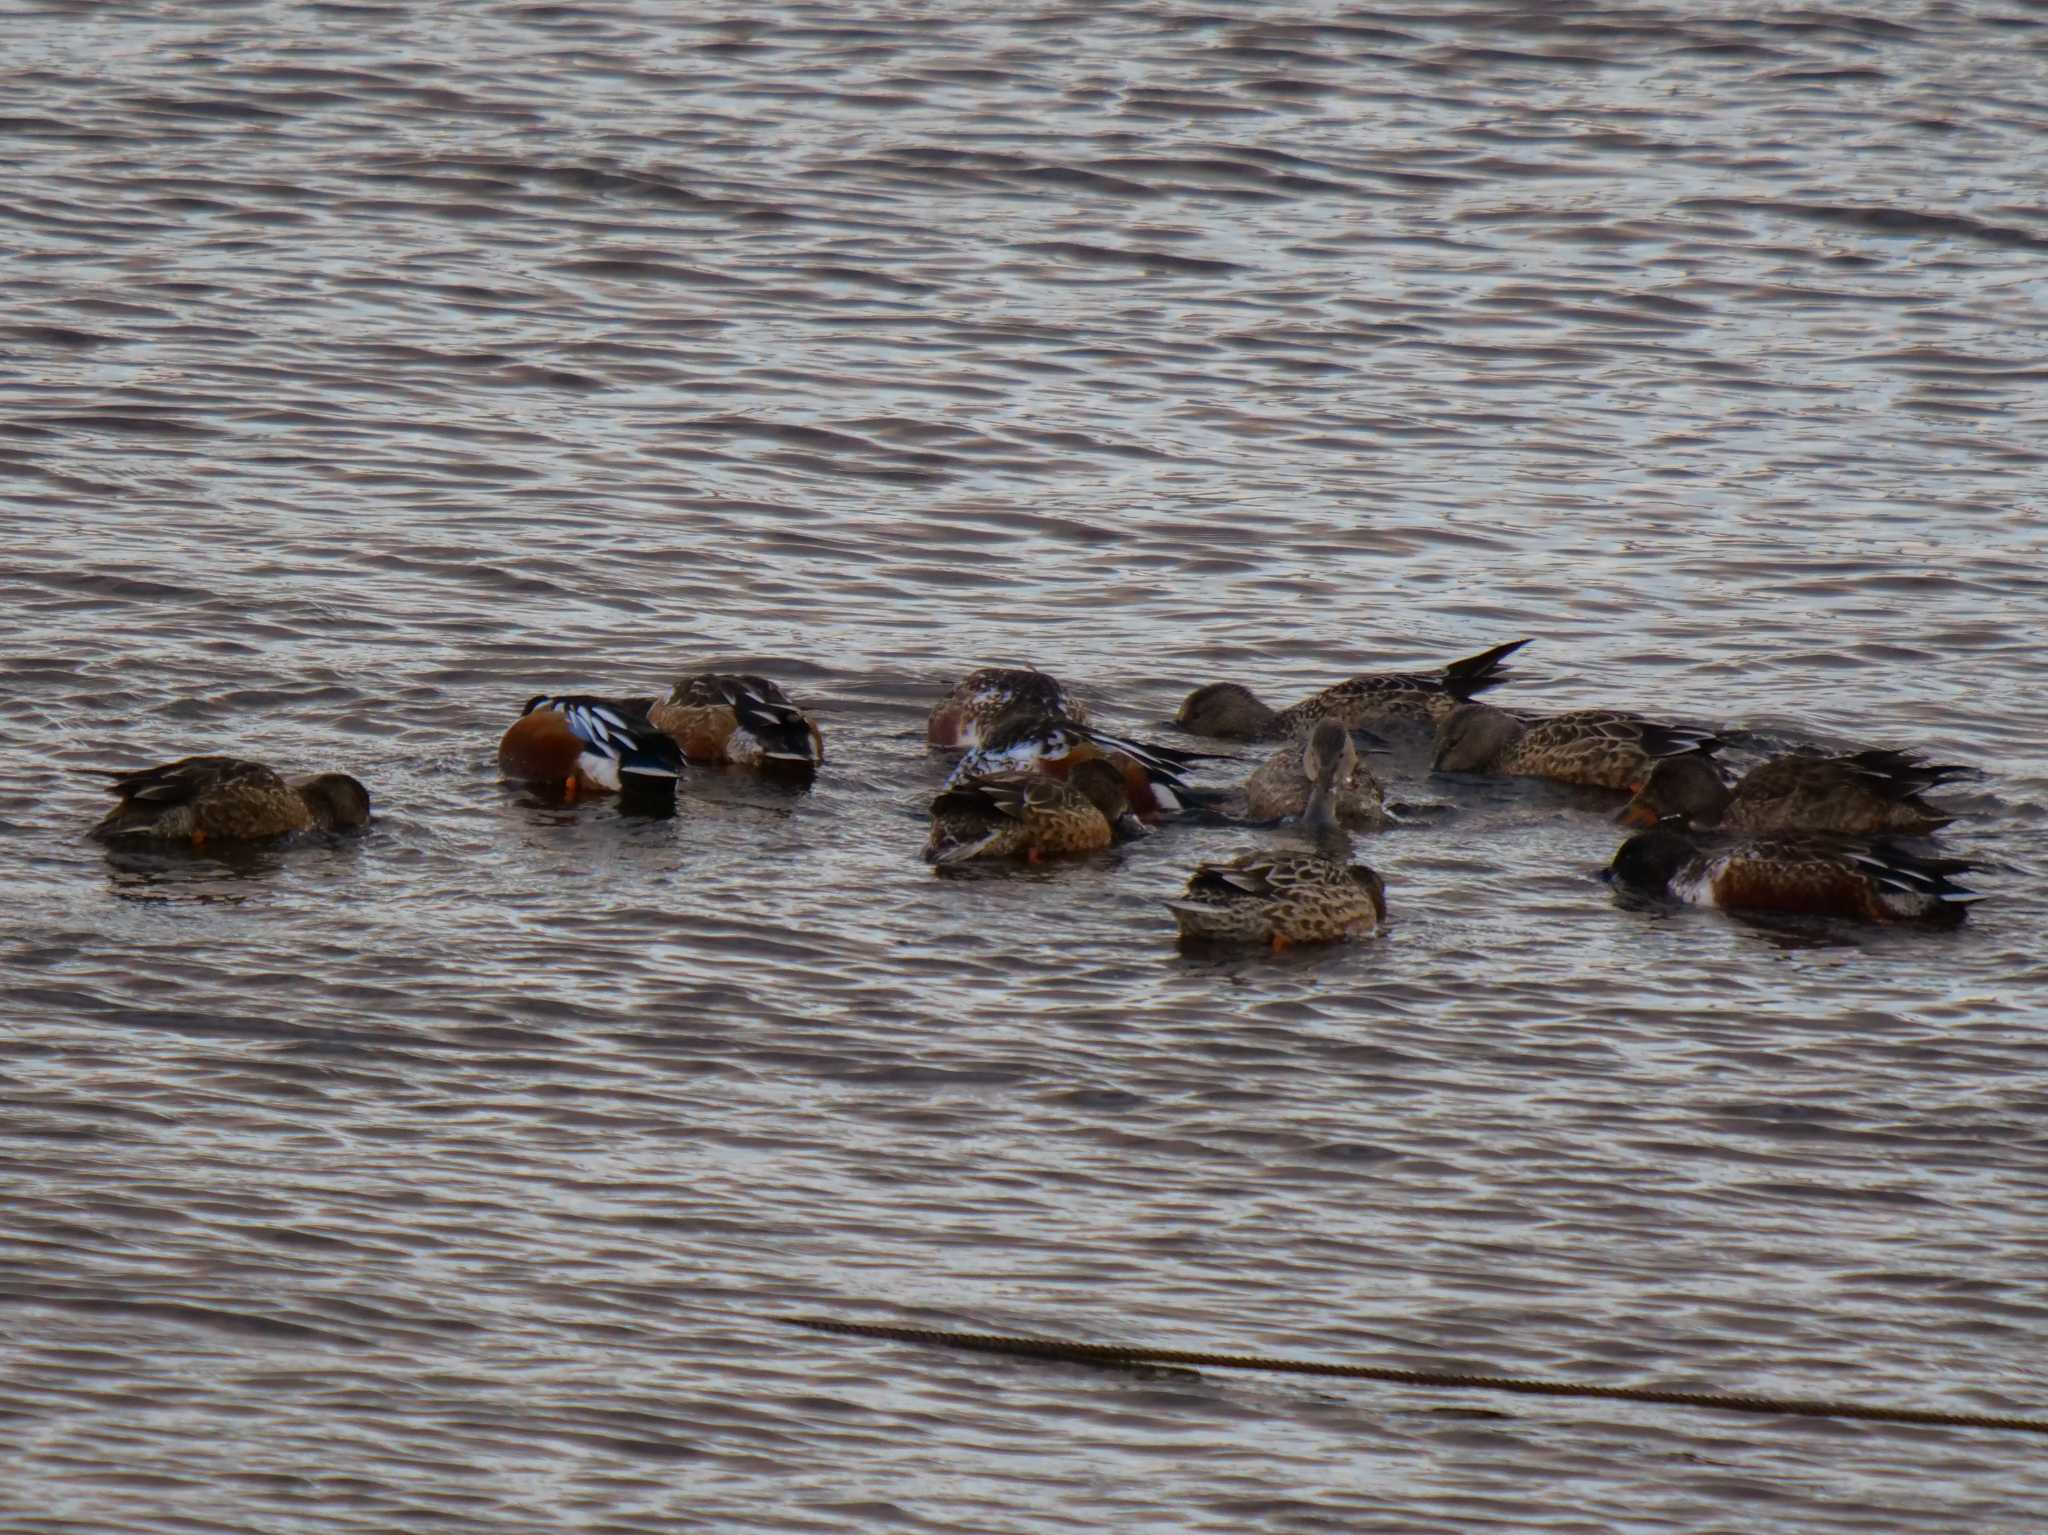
[7,2,2048,1529]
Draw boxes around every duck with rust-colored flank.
[1606,823,1981,926]
[928,666,1087,750]
[92,757,371,846]
[647,672,823,774]
[1167,723,1389,949]
[497,695,684,798]
[924,758,1146,866]
[945,706,1229,820]
[1616,749,1963,836]
[1176,638,1530,741]
[1432,702,1719,792]
[1239,722,1387,829]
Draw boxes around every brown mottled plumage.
[924,759,1140,865]
[1165,722,1388,947]
[1240,725,1387,828]
[1432,703,1719,792]
[1176,639,1529,741]
[1608,826,1979,926]
[93,757,371,845]
[927,667,1087,749]
[647,672,823,772]
[1617,750,1961,836]
[1166,853,1387,947]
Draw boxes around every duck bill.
[1614,797,1661,829]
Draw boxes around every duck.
[928,667,1087,750]
[1606,823,1981,926]
[924,758,1145,865]
[1432,702,1720,792]
[92,756,371,845]
[1175,638,1530,740]
[1616,749,1963,836]
[497,695,685,797]
[945,707,1226,819]
[646,672,824,774]
[1166,722,1389,948]
[1239,723,1387,828]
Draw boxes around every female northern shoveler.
[1175,638,1529,740]
[944,707,1225,819]
[1432,703,1719,792]
[1616,749,1963,836]
[92,757,371,845]
[1606,824,1980,926]
[1239,721,1387,828]
[647,672,824,773]
[1167,853,1388,947]
[928,666,1087,750]
[497,695,685,797]
[1166,723,1389,947]
[923,758,1144,866]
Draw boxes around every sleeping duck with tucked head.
[924,758,1145,866]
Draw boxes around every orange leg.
[1026,846,1045,864]
[191,830,207,849]
[1270,933,1293,953]
[563,775,579,800]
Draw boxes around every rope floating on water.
[787,1316,2048,1437]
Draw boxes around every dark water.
[6,2,2048,1529]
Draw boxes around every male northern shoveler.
[1166,722,1388,947]
[923,758,1144,865]
[497,695,685,797]
[1432,703,1719,792]
[944,707,1225,819]
[928,667,1088,750]
[1175,639,1530,741]
[92,757,371,845]
[1606,824,1981,926]
[1239,721,1387,829]
[647,672,823,773]
[1617,749,1963,836]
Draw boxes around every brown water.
[6,3,2048,1529]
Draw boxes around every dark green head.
[1607,824,1698,895]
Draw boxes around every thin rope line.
[786,1317,2048,1436]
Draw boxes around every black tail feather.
[1852,839,1982,904]
[1442,638,1533,701]
[1641,722,1722,760]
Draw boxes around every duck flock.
[90,639,1985,944]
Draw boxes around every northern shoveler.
[1176,638,1529,740]
[928,667,1087,750]
[1166,853,1387,948]
[923,758,1144,865]
[1606,824,1981,926]
[1240,721,1387,829]
[1432,703,1719,792]
[944,707,1225,819]
[497,695,685,797]
[92,756,371,845]
[647,672,823,773]
[1617,749,1963,836]
[1166,722,1388,947]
